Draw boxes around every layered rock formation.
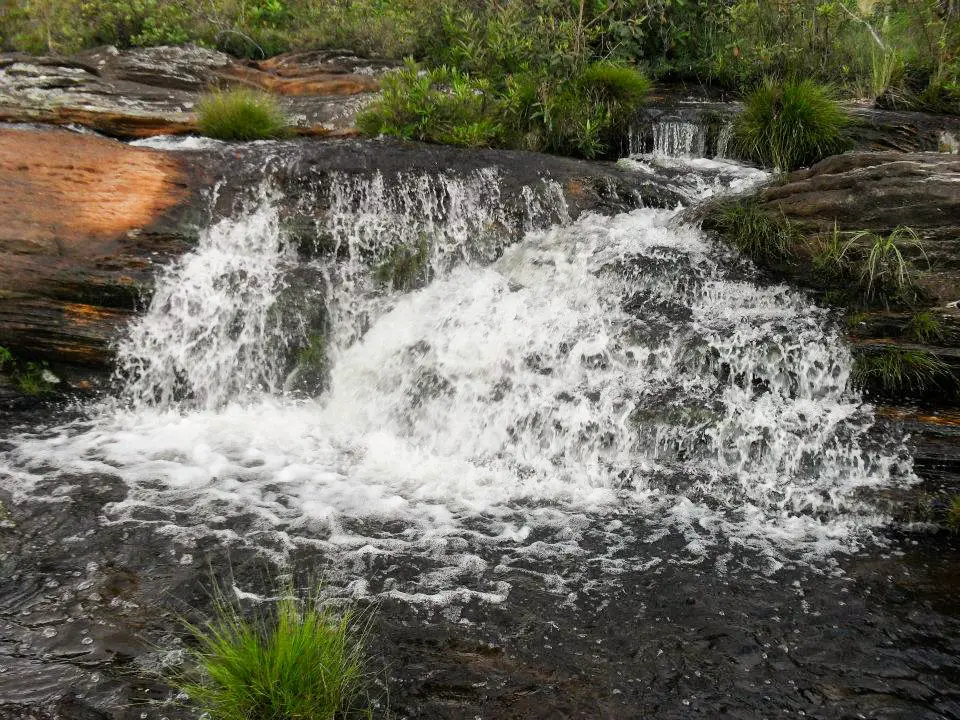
[0,45,389,138]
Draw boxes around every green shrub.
[712,202,798,262]
[852,348,955,397]
[733,78,852,170]
[357,61,505,148]
[359,58,649,158]
[197,89,288,141]
[174,590,369,720]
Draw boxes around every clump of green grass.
[811,225,929,307]
[811,222,854,280]
[174,589,369,720]
[948,496,960,532]
[855,226,928,306]
[852,348,955,397]
[197,88,289,141]
[733,78,852,171]
[712,202,798,262]
[907,311,947,344]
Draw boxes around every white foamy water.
[0,162,914,602]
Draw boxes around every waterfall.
[629,119,737,160]
[1,153,912,601]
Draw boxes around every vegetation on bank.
[0,346,58,396]
[852,348,956,398]
[705,204,959,400]
[173,588,370,720]
[733,79,852,170]
[197,88,289,140]
[358,57,650,157]
[3,0,958,117]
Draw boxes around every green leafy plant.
[0,346,57,396]
[358,61,505,148]
[173,588,370,720]
[197,88,289,141]
[733,78,852,171]
[359,56,649,159]
[852,348,955,397]
[948,496,960,532]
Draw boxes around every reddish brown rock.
[0,126,197,368]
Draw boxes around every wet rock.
[0,45,389,138]
[704,150,960,487]
[629,91,960,157]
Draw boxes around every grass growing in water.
[174,589,369,720]
[197,89,288,141]
[733,78,851,171]
[852,348,955,397]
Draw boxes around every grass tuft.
[712,202,798,262]
[197,88,289,141]
[852,348,955,397]
[948,496,960,532]
[733,78,852,171]
[855,226,928,306]
[907,311,947,344]
[174,588,370,720]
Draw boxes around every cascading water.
[629,118,736,160]
[0,151,913,604]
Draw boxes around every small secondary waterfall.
[1,150,912,601]
[629,118,736,159]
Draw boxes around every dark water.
[1,407,958,720]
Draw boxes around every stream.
[0,133,958,719]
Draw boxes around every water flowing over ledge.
[1,151,915,608]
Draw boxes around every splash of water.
[1,159,913,602]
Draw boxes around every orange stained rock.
[877,406,960,427]
[0,126,188,257]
